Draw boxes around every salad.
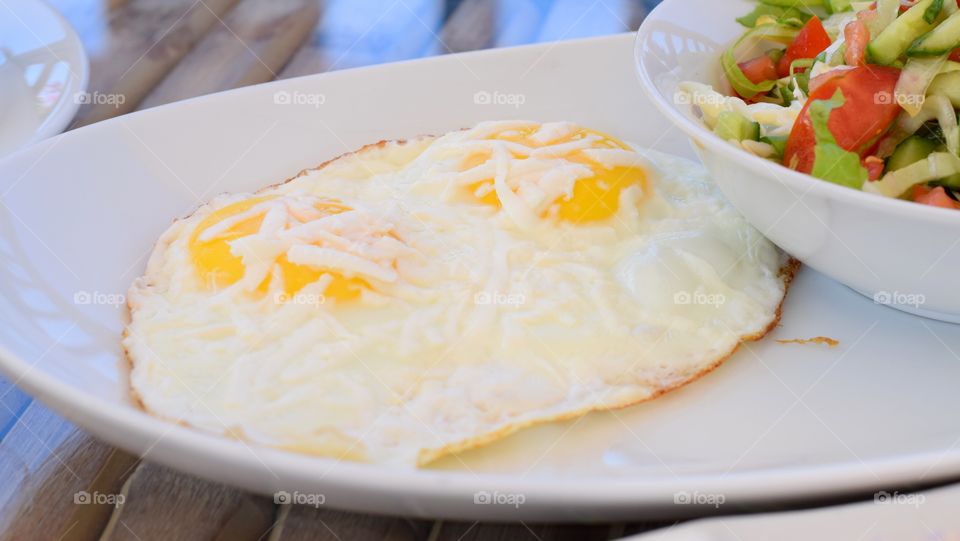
[681,0,960,210]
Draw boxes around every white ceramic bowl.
[0,0,89,157]
[635,0,960,323]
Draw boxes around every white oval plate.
[0,34,959,522]
[0,0,88,157]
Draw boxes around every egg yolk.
[461,127,649,223]
[188,196,367,301]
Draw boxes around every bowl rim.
[634,0,960,226]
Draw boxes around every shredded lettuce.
[721,23,800,99]
[864,152,960,196]
[896,55,949,117]
[737,4,811,27]
[930,94,959,155]
[928,70,960,108]
[894,94,959,153]
[808,90,869,188]
[869,0,901,35]
[679,82,805,136]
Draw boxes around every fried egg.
[125,120,794,467]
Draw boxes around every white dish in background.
[1,34,960,521]
[0,0,88,157]
[629,483,960,541]
[635,0,960,323]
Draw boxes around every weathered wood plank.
[623,521,677,537]
[100,463,276,541]
[439,0,495,53]
[433,521,616,541]
[48,0,242,126]
[276,504,432,541]
[279,0,446,78]
[0,404,138,540]
[0,378,33,441]
[139,0,319,109]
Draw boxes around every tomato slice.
[914,186,959,209]
[950,48,960,63]
[778,17,832,78]
[784,66,901,174]
[738,55,779,85]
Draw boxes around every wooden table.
[0,1,679,539]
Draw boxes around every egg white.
[125,121,794,467]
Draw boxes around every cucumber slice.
[909,9,960,56]
[928,70,960,107]
[868,0,944,65]
[714,111,760,142]
[934,173,960,188]
[887,136,938,171]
